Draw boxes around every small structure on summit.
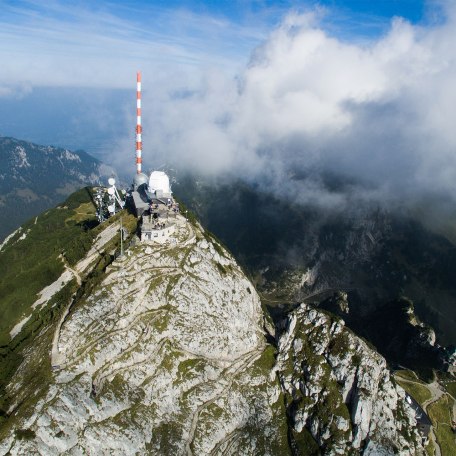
[140,209,176,243]
[126,72,181,243]
[94,177,125,222]
[149,171,172,197]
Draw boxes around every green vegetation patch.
[395,369,425,383]
[292,427,320,456]
[148,420,184,455]
[0,280,77,433]
[176,358,206,384]
[328,332,351,358]
[106,373,127,398]
[445,381,456,399]
[194,401,228,448]
[215,261,227,275]
[0,310,60,439]
[249,344,277,379]
[425,435,435,456]
[165,273,182,299]
[66,201,97,224]
[156,340,181,374]
[427,394,456,456]
[395,378,432,406]
[14,428,36,440]
[0,187,97,343]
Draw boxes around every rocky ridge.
[0,196,430,455]
[275,304,426,455]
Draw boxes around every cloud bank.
[132,4,456,217]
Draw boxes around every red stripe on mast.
[136,71,142,174]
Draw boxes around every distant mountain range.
[0,136,114,240]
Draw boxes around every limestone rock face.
[275,304,426,456]
[1,218,288,455]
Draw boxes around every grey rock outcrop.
[275,303,426,455]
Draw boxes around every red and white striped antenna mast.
[136,71,142,174]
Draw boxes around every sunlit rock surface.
[1,218,287,455]
[275,303,426,455]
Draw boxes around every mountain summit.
[0,188,430,455]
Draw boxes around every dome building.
[149,171,172,198]
[133,173,149,190]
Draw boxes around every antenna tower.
[136,71,142,174]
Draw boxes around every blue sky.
[3,0,430,23]
[0,0,439,93]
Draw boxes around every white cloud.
[125,3,456,217]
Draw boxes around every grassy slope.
[0,187,97,343]
[427,395,456,456]
[399,382,432,406]
[394,369,456,456]
[0,188,137,427]
[395,371,432,405]
[445,381,456,399]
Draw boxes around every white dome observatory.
[149,171,171,196]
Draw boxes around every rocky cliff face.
[275,304,425,455]
[0,216,288,455]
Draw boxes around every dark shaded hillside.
[0,136,113,240]
[174,175,456,351]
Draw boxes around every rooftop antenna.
[107,178,124,215]
[136,71,142,174]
